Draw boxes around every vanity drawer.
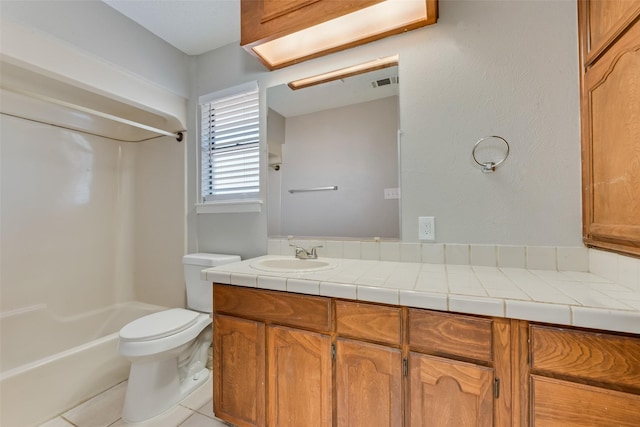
[336,300,402,346]
[213,284,332,333]
[530,325,640,388]
[408,309,493,362]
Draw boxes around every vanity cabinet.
[212,284,513,426]
[407,310,512,427]
[213,284,640,426]
[578,0,640,257]
[213,284,333,427]
[525,324,640,426]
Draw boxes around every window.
[199,82,260,207]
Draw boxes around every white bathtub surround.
[0,302,165,427]
[207,253,640,334]
[1,91,186,426]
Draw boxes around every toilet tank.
[183,253,241,313]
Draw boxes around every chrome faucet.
[290,244,323,259]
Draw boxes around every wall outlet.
[384,187,400,199]
[418,216,435,241]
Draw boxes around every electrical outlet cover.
[418,216,435,241]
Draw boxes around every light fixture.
[288,55,399,90]
[241,0,437,70]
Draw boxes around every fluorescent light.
[248,0,435,70]
[288,55,399,90]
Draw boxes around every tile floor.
[39,373,230,427]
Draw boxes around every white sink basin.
[250,258,336,272]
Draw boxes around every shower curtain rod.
[3,86,185,142]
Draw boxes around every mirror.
[267,63,400,239]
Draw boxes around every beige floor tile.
[63,382,127,427]
[195,400,215,419]
[108,405,194,427]
[179,412,229,427]
[39,417,76,427]
[180,374,213,411]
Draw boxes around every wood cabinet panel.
[409,352,493,427]
[261,0,321,23]
[586,1,640,61]
[580,0,640,257]
[586,18,640,240]
[213,315,265,427]
[241,0,437,69]
[531,375,640,426]
[241,0,381,50]
[408,309,493,362]
[267,325,332,427]
[336,300,402,346]
[214,284,331,332]
[335,338,402,427]
[530,325,640,389]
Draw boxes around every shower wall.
[0,107,186,319]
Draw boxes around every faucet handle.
[309,245,323,258]
[289,244,307,259]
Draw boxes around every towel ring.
[472,136,510,173]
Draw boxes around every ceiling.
[102,0,240,56]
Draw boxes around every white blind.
[200,82,259,202]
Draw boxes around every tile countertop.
[204,255,640,335]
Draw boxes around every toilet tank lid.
[183,253,241,267]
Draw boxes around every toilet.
[118,253,240,423]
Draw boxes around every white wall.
[193,0,582,258]
[278,97,400,238]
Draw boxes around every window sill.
[196,199,263,214]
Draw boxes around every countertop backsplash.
[271,239,587,268]
[268,238,639,291]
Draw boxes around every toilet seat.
[118,308,212,358]
[120,308,200,342]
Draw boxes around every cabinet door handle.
[494,377,500,399]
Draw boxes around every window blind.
[200,82,259,202]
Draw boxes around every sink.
[250,258,336,272]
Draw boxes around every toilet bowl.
[117,253,240,423]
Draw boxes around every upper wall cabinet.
[578,0,640,257]
[241,0,438,70]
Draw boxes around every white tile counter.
[204,255,640,334]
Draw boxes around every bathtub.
[0,302,165,427]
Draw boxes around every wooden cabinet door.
[531,375,640,426]
[580,1,640,256]
[335,338,402,427]
[267,325,332,427]
[409,352,493,427]
[213,315,266,427]
[582,0,640,62]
